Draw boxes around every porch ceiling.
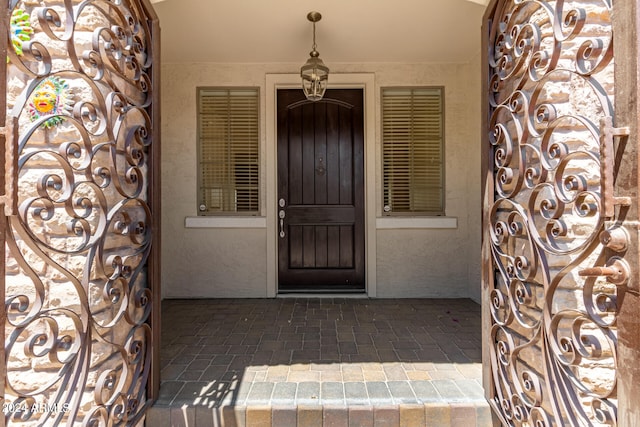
[150,0,488,64]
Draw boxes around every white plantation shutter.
[198,88,259,214]
[382,87,444,215]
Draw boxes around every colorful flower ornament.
[10,9,33,59]
[27,77,73,129]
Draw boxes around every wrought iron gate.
[482,0,640,425]
[2,1,160,425]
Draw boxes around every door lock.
[600,226,629,252]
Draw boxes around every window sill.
[185,216,455,230]
[185,216,267,229]
[376,217,457,229]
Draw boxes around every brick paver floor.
[154,298,484,408]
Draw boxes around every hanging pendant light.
[300,11,329,101]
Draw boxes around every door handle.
[578,257,629,285]
[278,198,286,238]
[279,209,285,238]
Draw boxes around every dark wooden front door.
[277,89,365,292]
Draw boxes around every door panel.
[278,89,364,291]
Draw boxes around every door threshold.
[277,292,368,298]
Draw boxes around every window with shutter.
[382,87,444,216]
[197,88,260,215]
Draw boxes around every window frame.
[196,86,260,216]
[381,86,445,217]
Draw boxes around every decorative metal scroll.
[4,0,156,425]
[486,1,624,425]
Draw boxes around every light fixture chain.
[312,21,317,51]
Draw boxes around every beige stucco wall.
[373,61,481,299]
[467,52,483,303]
[161,61,482,299]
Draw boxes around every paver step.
[146,401,492,427]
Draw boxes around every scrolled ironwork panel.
[4,0,157,425]
[487,1,621,425]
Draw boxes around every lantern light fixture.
[300,11,329,101]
